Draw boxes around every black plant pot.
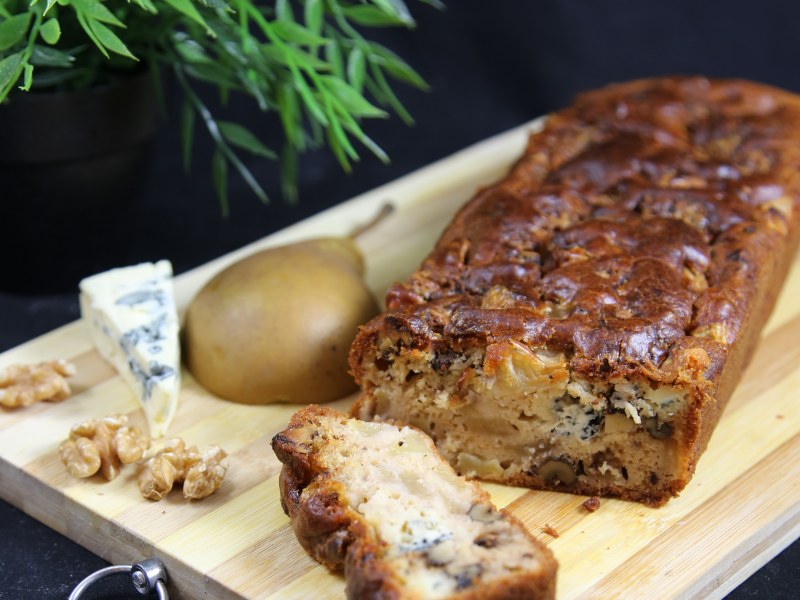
[0,71,159,294]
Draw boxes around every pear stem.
[348,202,395,240]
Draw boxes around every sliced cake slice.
[272,405,557,600]
[79,261,180,438]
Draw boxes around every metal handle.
[69,557,169,600]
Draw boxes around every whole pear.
[183,237,379,405]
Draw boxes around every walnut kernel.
[60,414,150,480]
[138,438,228,501]
[0,359,76,408]
[183,446,228,500]
[538,459,577,485]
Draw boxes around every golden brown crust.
[273,406,355,572]
[271,405,557,599]
[349,77,800,505]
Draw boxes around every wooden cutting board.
[2,118,799,600]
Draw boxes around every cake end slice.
[272,405,557,600]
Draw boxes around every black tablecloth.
[2,2,799,597]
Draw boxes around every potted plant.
[0,0,439,291]
[0,0,440,205]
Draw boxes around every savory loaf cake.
[271,405,557,599]
[349,77,800,506]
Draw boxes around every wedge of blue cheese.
[79,261,180,438]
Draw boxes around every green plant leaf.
[288,61,327,125]
[211,147,229,217]
[333,102,390,164]
[199,0,230,11]
[341,6,407,27]
[367,59,414,124]
[0,51,22,97]
[346,47,365,92]
[43,0,60,16]
[304,0,323,35]
[184,61,239,88]
[306,110,323,147]
[218,85,229,105]
[325,119,351,171]
[29,67,85,86]
[175,63,269,208]
[324,38,344,79]
[76,12,108,58]
[39,18,61,44]
[131,0,157,13]
[218,120,277,159]
[321,75,387,118]
[277,81,302,148]
[343,120,389,164]
[280,143,298,203]
[71,0,125,27]
[272,19,327,46]
[262,43,328,71]
[204,20,248,62]
[0,13,32,52]
[275,0,293,22]
[324,95,358,161]
[260,43,285,65]
[354,129,389,163]
[369,43,428,89]
[174,36,212,65]
[88,18,137,59]
[373,0,414,25]
[163,0,209,32]
[238,67,269,110]
[20,62,33,90]
[30,44,75,67]
[180,97,194,173]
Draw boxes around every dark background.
[2,1,799,597]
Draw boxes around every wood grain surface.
[1,119,799,600]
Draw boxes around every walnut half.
[59,414,150,480]
[138,438,228,501]
[0,359,76,408]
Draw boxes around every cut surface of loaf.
[271,405,557,600]
[349,77,800,506]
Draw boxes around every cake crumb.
[542,524,559,538]
[583,496,601,512]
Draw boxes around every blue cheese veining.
[79,261,180,438]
